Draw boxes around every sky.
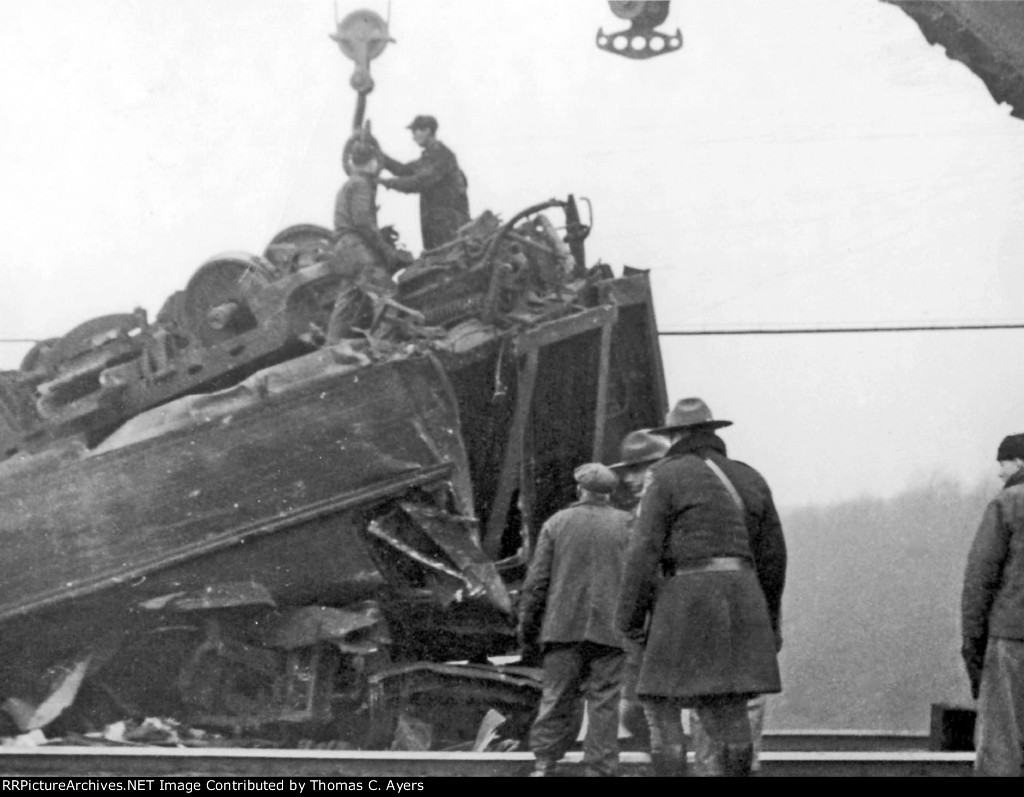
[1,0,1023,506]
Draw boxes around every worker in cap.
[618,398,786,776]
[518,462,632,776]
[378,114,471,251]
[961,432,1024,775]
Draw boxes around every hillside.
[769,475,994,731]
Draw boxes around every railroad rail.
[762,730,929,752]
[0,746,975,777]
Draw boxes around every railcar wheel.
[263,224,335,275]
[49,314,146,366]
[181,254,275,348]
[19,338,60,374]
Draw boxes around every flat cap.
[573,462,619,494]
[406,114,438,133]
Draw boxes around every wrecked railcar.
[0,197,667,748]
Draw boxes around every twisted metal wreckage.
[0,10,667,750]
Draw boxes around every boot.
[650,751,673,777]
[620,699,650,748]
[529,759,558,777]
[667,743,689,777]
[650,745,688,777]
[722,743,754,777]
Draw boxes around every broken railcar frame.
[0,262,666,742]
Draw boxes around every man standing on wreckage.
[327,141,413,343]
[378,114,471,251]
[617,398,786,777]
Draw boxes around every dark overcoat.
[617,433,782,705]
[716,439,787,637]
[381,140,470,250]
[962,468,1024,646]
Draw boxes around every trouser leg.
[642,698,687,776]
[974,637,1024,777]
[694,696,765,775]
[747,695,766,774]
[694,698,753,777]
[326,237,389,343]
[619,640,649,746]
[691,706,717,776]
[326,283,363,343]
[529,645,586,769]
[581,644,624,776]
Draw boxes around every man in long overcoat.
[518,463,632,777]
[379,115,470,251]
[962,433,1024,776]
[617,398,784,777]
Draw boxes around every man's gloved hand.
[379,178,396,190]
[962,637,986,700]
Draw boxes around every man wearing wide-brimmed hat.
[607,430,669,756]
[617,398,786,777]
[379,114,470,251]
[610,429,670,513]
[519,463,632,777]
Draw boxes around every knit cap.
[997,433,1024,462]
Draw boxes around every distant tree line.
[769,475,993,731]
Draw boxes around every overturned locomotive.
[0,192,666,748]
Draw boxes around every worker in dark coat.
[379,115,470,251]
[518,463,632,777]
[961,433,1024,777]
[608,430,669,755]
[617,398,784,777]
[327,143,407,342]
[687,413,787,776]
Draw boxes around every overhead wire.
[659,322,1024,336]
[0,321,1020,346]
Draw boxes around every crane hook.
[597,1,682,59]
